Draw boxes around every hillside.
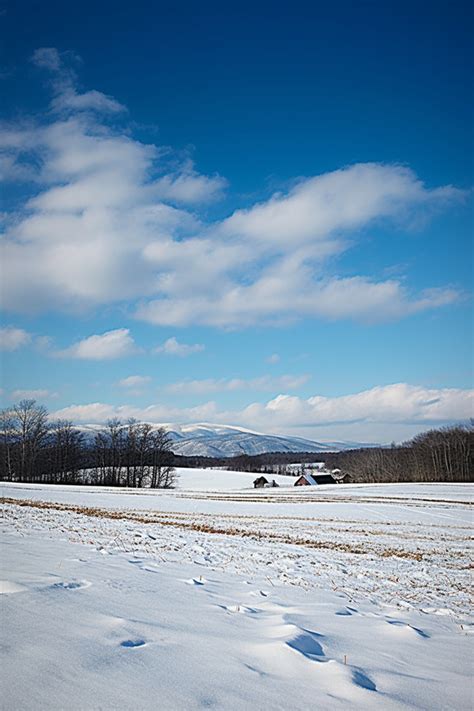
[77,422,371,457]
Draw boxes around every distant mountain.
[77,422,373,457]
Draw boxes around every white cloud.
[154,337,205,357]
[32,47,63,72]
[11,388,56,401]
[220,163,461,246]
[153,163,227,204]
[166,374,309,394]
[136,273,460,328]
[266,353,280,364]
[57,328,137,360]
[136,160,466,327]
[52,89,126,114]
[52,402,121,423]
[0,49,467,328]
[52,400,220,426]
[118,375,152,388]
[32,47,126,114]
[50,383,473,443]
[240,383,473,428]
[0,327,31,351]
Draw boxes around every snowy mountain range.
[78,422,372,457]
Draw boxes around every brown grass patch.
[2,496,430,561]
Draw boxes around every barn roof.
[313,473,336,484]
[296,472,336,485]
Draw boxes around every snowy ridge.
[77,421,373,457]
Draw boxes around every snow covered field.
[1,476,473,710]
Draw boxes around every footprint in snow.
[141,564,161,574]
[51,580,91,591]
[186,577,206,586]
[243,663,270,678]
[335,605,360,616]
[286,631,325,660]
[120,639,146,648]
[385,620,430,638]
[351,668,377,691]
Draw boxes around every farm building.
[253,477,280,489]
[253,477,280,488]
[294,472,335,486]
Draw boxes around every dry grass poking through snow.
[1,496,430,560]
[2,482,473,617]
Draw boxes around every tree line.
[0,400,176,487]
[220,424,472,483]
[322,424,472,483]
[0,399,471,485]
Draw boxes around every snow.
[77,421,367,456]
[175,467,293,490]
[2,477,473,710]
[299,472,318,485]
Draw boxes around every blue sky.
[1,0,472,442]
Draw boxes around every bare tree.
[4,400,50,481]
[0,407,15,480]
[1,397,470,487]
[149,427,176,488]
[48,420,84,484]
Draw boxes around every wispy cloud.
[153,161,227,204]
[154,337,205,357]
[51,383,473,443]
[11,388,57,400]
[240,383,473,428]
[166,374,310,394]
[56,329,138,360]
[0,326,31,351]
[32,47,126,114]
[0,49,467,329]
[118,375,152,388]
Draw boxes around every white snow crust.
[1,478,472,710]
